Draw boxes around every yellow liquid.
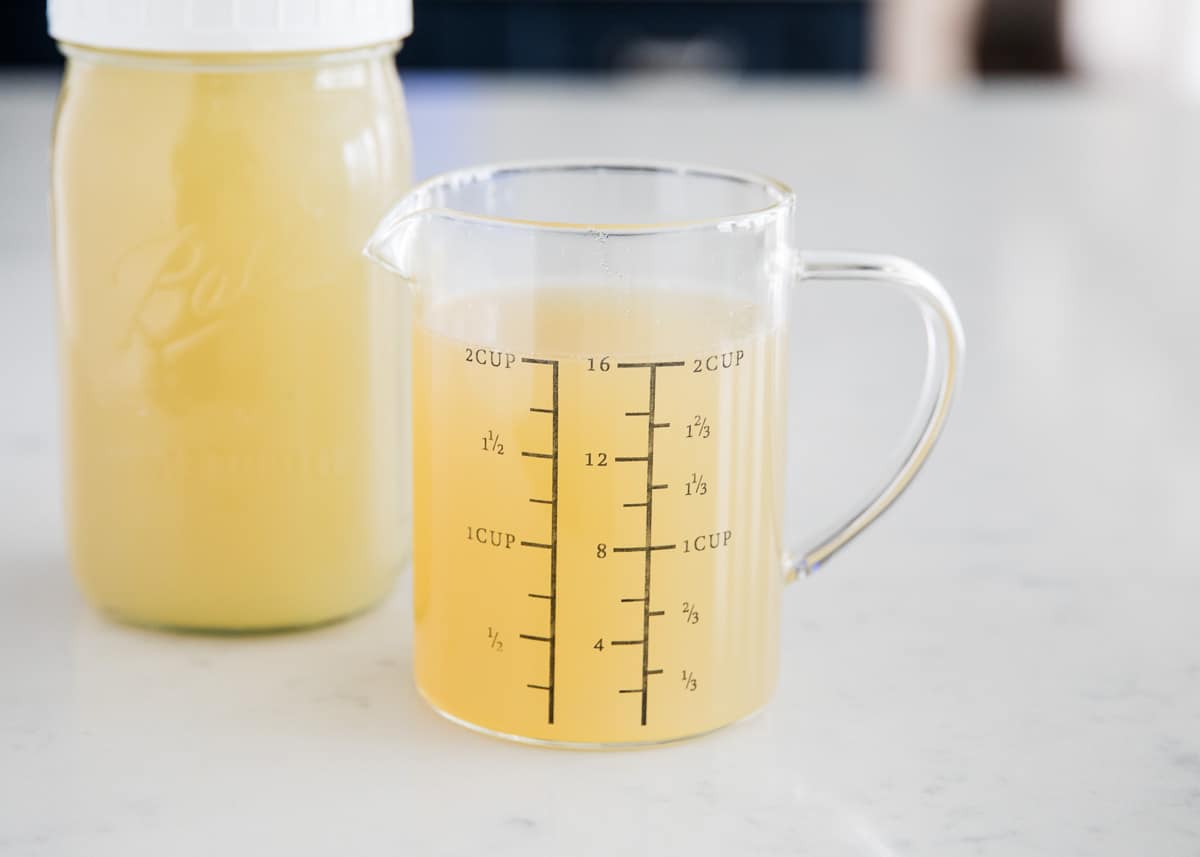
[52,49,412,630]
[413,287,786,744]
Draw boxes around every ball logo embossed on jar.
[52,1,416,631]
[117,225,266,411]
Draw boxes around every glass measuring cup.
[365,161,964,747]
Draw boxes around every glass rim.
[405,159,796,236]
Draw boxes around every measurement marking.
[617,361,686,369]
[619,688,644,694]
[615,456,649,463]
[621,597,647,603]
[615,360,684,724]
[649,611,665,617]
[623,501,648,508]
[651,484,669,491]
[547,359,559,725]
[611,639,645,646]
[521,357,560,724]
[645,669,664,676]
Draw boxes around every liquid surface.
[54,51,412,629]
[413,287,786,744]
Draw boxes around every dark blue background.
[2,0,868,73]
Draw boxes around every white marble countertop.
[3,73,1199,856]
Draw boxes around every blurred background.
[1,0,1199,90]
[4,3,1200,852]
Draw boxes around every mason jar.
[50,0,414,631]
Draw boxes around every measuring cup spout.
[362,201,433,279]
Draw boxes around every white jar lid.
[49,0,413,54]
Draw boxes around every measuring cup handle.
[786,251,965,581]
